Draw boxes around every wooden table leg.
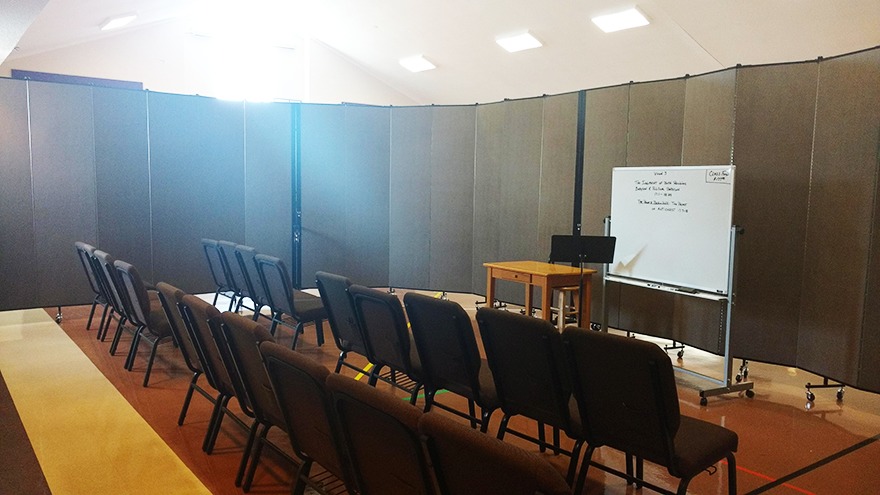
[540,282,551,323]
[485,268,496,308]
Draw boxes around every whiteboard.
[609,165,735,294]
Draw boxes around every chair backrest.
[315,271,367,356]
[201,238,233,290]
[403,293,482,401]
[94,250,129,318]
[258,342,347,482]
[114,260,152,329]
[218,312,284,428]
[325,373,435,495]
[74,241,102,296]
[179,294,235,396]
[218,240,246,297]
[253,254,295,315]
[419,412,571,495]
[234,244,267,307]
[156,282,202,374]
[562,327,680,465]
[475,308,573,430]
[348,284,416,377]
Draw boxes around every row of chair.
[261,341,574,495]
[75,242,175,387]
[314,271,739,495]
[200,239,327,348]
[146,277,571,494]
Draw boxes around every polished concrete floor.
[2,289,879,494]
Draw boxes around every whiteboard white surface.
[609,165,735,294]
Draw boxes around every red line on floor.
[721,460,817,495]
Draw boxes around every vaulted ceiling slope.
[3,0,880,105]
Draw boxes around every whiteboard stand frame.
[601,216,612,332]
[689,225,753,405]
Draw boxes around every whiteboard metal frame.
[602,225,754,403]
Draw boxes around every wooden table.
[483,261,596,329]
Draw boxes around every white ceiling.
[3,0,880,104]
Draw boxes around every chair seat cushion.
[476,359,501,409]
[292,290,328,321]
[146,291,173,338]
[671,415,738,478]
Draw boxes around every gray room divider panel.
[389,106,432,289]
[148,93,246,293]
[626,79,686,166]
[300,104,348,283]
[537,93,578,256]
[93,87,152,281]
[244,101,293,268]
[342,105,391,286]
[0,78,37,310]
[300,104,391,287]
[581,85,629,325]
[682,69,736,166]
[581,85,629,235]
[799,49,880,388]
[429,105,476,293]
[730,62,818,366]
[473,98,544,304]
[29,81,98,307]
[581,85,629,324]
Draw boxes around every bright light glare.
[100,14,137,31]
[591,8,650,33]
[495,32,542,53]
[399,55,436,73]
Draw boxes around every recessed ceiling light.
[399,55,436,73]
[496,32,542,53]
[591,7,649,33]
[100,13,138,31]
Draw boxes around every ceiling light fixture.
[496,32,542,53]
[399,55,436,73]
[591,7,649,33]
[100,13,138,31]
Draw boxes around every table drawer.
[493,269,531,283]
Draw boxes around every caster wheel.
[805,401,813,411]
[837,390,844,401]
[677,350,684,359]
[55,315,63,323]
[700,397,708,406]
[806,391,816,402]
[735,374,742,383]
[590,323,601,331]
[745,389,755,398]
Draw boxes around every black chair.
[253,254,326,349]
[178,294,248,453]
[475,307,584,484]
[215,311,293,491]
[315,271,370,375]
[156,282,215,426]
[419,412,572,495]
[259,341,351,495]
[326,373,436,495]
[348,284,422,404]
[93,250,132,351]
[233,244,270,320]
[201,238,237,310]
[114,260,174,387]
[403,292,499,432]
[217,240,251,313]
[74,241,108,332]
[562,327,738,495]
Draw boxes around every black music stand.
[549,235,617,328]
